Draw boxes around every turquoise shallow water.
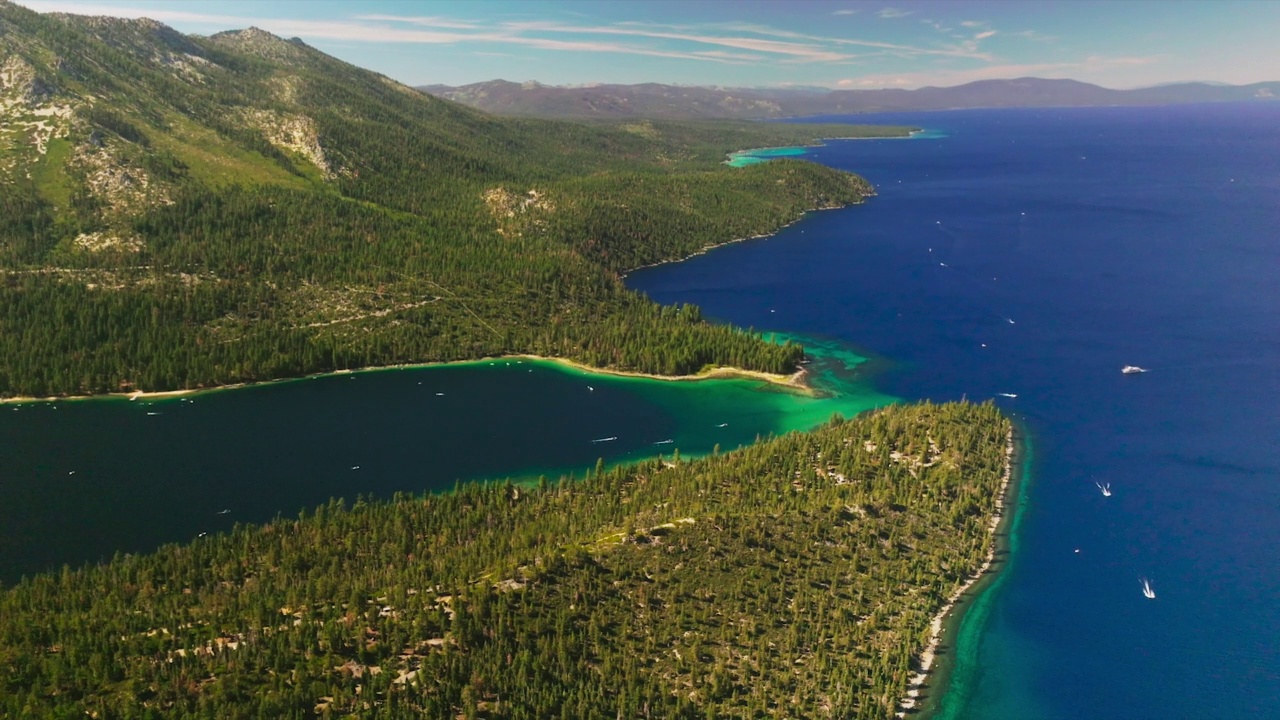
[725,145,808,167]
[0,340,893,584]
[930,435,1041,719]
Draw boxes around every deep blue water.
[630,103,1280,719]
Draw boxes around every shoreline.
[623,200,866,278]
[5,163,862,409]
[523,355,813,394]
[897,424,1022,717]
[0,354,813,406]
[722,128,927,164]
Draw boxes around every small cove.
[0,343,892,584]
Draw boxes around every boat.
[997,392,1017,398]
[1095,481,1112,497]
[1142,578,1156,599]
[591,436,617,443]
[653,439,674,445]
[1122,365,1148,374]
[716,423,728,428]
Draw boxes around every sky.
[17,0,1280,89]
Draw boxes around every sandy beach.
[518,354,813,393]
[0,353,813,406]
[897,426,1018,717]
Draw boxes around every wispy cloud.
[704,21,994,60]
[352,14,481,30]
[877,8,915,19]
[931,22,1002,57]
[502,21,854,63]
[691,50,769,62]
[832,9,859,16]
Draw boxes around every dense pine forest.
[0,402,1012,719]
[0,3,912,398]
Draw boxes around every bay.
[0,353,890,584]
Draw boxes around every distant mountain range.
[419,77,1280,120]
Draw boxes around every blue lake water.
[630,103,1280,719]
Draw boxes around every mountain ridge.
[419,76,1280,120]
[0,2,913,397]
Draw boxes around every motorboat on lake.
[1122,365,1148,374]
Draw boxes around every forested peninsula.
[0,402,1013,719]
[0,3,912,399]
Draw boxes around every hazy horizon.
[422,75,1275,92]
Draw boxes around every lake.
[630,102,1280,719]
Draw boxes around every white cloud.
[701,21,994,60]
[832,9,859,16]
[975,30,998,40]
[691,50,768,62]
[502,21,854,63]
[877,8,915,19]
[352,14,481,30]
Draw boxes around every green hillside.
[0,3,912,397]
[0,402,1012,719]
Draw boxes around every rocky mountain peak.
[209,26,309,63]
